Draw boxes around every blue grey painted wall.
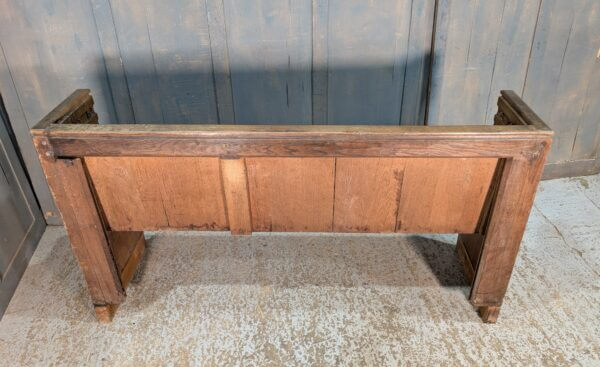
[0,0,599,222]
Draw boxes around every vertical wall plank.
[327,0,412,125]
[108,0,164,123]
[483,0,541,123]
[0,0,120,223]
[145,0,217,123]
[206,0,236,123]
[90,0,136,123]
[428,0,506,125]
[312,0,329,124]
[223,0,312,124]
[571,60,600,161]
[400,0,436,125]
[524,0,600,163]
[110,0,218,124]
[0,1,117,125]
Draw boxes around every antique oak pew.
[31,90,552,323]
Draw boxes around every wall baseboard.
[542,158,600,180]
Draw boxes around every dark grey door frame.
[0,94,45,319]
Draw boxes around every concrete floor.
[0,174,599,366]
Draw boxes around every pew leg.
[462,152,548,323]
[95,304,118,323]
[34,154,146,322]
[478,306,501,323]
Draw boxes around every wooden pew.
[31,89,552,323]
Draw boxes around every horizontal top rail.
[31,89,552,160]
[32,123,551,139]
[31,90,552,138]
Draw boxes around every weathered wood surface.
[429,0,541,125]
[397,158,497,233]
[429,0,599,172]
[220,158,253,235]
[108,0,218,124]
[333,157,497,233]
[523,0,600,164]
[34,157,124,306]
[246,157,335,232]
[326,0,411,125]
[85,157,228,231]
[333,158,405,232]
[82,156,496,235]
[32,88,552,322]
[223,0,312,124]
[1,0,597,224]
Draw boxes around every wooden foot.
[478,306,500,323]
[94,232,146,322]
[95,304,118,323]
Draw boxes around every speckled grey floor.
[0,175,599,366]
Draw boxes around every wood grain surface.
[333,158,405,232]
[246,157,335,232]
[85,157,228,231]
[36,158,124,305]
[220,158,252,234]
[397,158,498,233]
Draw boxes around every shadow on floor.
[24,231,472,322]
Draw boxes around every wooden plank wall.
[523,0,600,169]
[429,0,600,173]
[0,0,599,224]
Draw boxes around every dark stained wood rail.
[31,89,552,323]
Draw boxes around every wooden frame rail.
[31,89,552,323]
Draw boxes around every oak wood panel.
[107,231,144,274]
[118,233,146,289]
[397,158,498,233]
[85,157,228,231]
[220,158,252,234]
[246,157,335,232]
[333,158,405,232]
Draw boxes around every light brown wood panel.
[220,158,252,235]
[85,157,228,231]
[397,158,498,233]
[245,157,335,232]
[107,231,144,274]
[333,158,405,232]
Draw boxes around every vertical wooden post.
[35,156,124,306]
[35,153,148,322]
[220,158,252,235]
[467,141,550,322]
[31,91,147,322]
